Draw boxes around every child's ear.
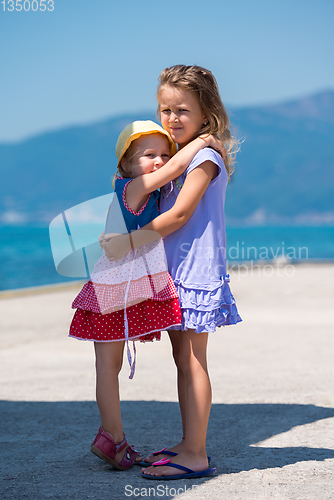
[120,157,130,173]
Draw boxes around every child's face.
[159,86,207,149]
[122,133,171,177]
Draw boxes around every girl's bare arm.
[101,161,217,259]
[126,136,223,210]
[138,160,217,236]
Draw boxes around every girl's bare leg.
[180,330,211,456]
[94,341,125,443]
[168,330,187,439]
[143,329,211,476]
[94,341,142,463]
[142,330,186,463]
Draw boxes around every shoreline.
[0,279,86,299]
[0,260,333,298]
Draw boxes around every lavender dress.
[160,148,242,333]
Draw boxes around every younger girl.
[102,65,242,479]
[69,120,221,471]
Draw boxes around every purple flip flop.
[137,447,177,467]
[141,457,216,480]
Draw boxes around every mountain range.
[1,90,334,225]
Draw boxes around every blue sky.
[1,0,333,142]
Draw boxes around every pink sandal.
[90,428,140,470]
[91,426,103,448]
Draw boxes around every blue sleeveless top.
[114,177,160,232]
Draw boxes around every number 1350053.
[1,0,54,11]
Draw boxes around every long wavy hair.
[157,65,239,180]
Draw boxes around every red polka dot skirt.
[69,278,181,343]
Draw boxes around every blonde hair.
[157,64,239,180]
[112,133,173,190]
[112,144,136,190]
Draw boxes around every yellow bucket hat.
[115,120,177,166]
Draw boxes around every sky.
[1,0,334,142]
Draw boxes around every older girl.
[102,65,241,479]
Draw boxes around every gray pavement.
[0,263,334,499]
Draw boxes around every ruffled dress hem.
[168,274,242,333]
[72,277,178,314]
[69,297,182,343]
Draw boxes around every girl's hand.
[101,229,163,260]
[100,233,132,260]
[199,135,226,159]
[98,231,105,245]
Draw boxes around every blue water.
[0,225,333,291]
[0,225,82,291]
[226,226,334,262]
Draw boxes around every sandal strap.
[159,450,177,457]
[115,436,128,454]
[152,447,177,457]
[99,430,126,450]
[152,458,194,474]
[164,462,194,474]
[152,447,167,455]
[118,444,140,468]
[127,444,140,460]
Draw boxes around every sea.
[0,224,333,291]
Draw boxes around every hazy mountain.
[227,90,334,224]
[1,90,334,225]
[0,112,155,223]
